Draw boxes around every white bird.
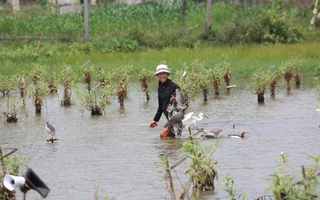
[182,112,208,130]
[180,67,187,80]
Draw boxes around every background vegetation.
[1,1,320,199]
[0,0,319,78]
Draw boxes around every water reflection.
[1,78,319,199]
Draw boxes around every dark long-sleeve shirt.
[153,79,180,122]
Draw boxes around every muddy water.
[1,78,319,200]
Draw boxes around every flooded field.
[1,77,319,200]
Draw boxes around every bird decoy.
[228,132,246,138]
[166,103,175,119]
[167,88,187,120]
[174,88,188,110]
[161,110,184,139]
[46,122,56,141]
[202,127,224,138]
[182,112,208,130]
[167,110,184,131]
[180,67,187,80]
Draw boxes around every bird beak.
[204,115,208,119]
[227,85,237,89]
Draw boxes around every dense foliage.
[0,0,319,50]
[0,1,319,79]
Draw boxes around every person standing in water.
[149,64,180,137]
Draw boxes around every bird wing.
[165,110,183,133]
[175,89,188,110]
[46,123,56,136]
[49,124,56,132]
[167,104,175,119]
[182,112,193,121]
[210,127,223,135]
[166,103,174,112]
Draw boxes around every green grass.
[58,43,320,77]
[1,42,319,78]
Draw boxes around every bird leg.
[46,135,54,141]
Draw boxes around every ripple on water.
[1,79,319,199]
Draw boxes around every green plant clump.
[182,136,218,191]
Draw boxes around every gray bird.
[164,110,184,138]
[202,127,224,138]
[167,88,188,118]
[175,88,188,110]
[210,127,224,136]
[166,103,175,119]
[46,122,56,139]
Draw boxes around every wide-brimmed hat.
[154,64,171,75]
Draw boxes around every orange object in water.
[150,121,158,128]
[160,126,171,140]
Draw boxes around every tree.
[11,0,20,13]
[204,0,213,33]
[310,0,320,27]
[182,0,187,37]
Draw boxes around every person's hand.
[170,95,177,103]
[149,121,158,128]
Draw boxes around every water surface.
[1,78,319,200]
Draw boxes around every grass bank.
[1,42,319,78]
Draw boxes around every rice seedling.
[209,62,226,95]
[188,61,211,102]
[114,66,132,107]
[82,61,94,91]
[139,67,153,101]
[246,67,273,103]
[76,83,113,115]
[279,58,304,91]
[2,96,24,122]
[26,80,48,113]
[266,66,281,97]
[60,66,77,106]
